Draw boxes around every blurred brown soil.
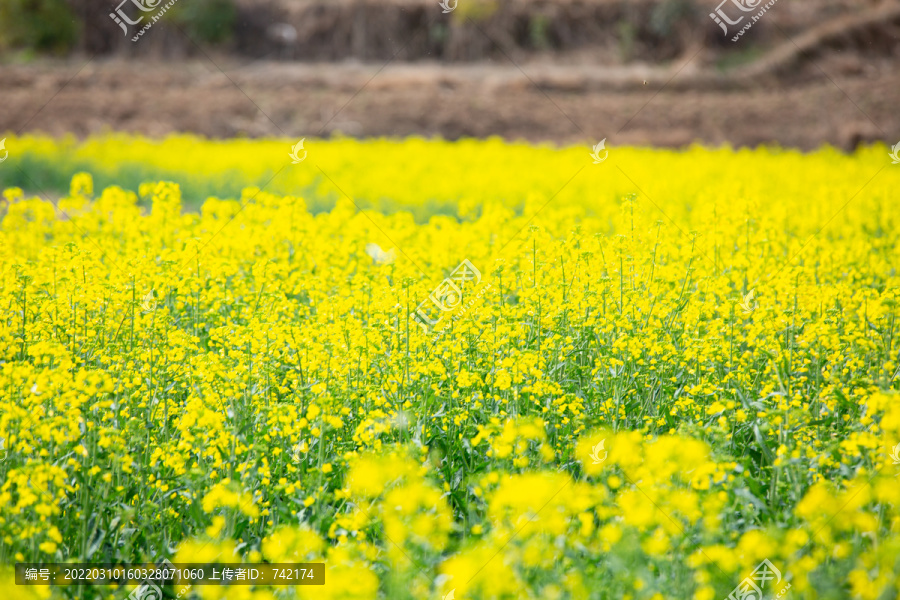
[2,0,898,149]
[0,56,894,150]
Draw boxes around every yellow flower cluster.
[1,135,899,599]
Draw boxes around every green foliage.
[649,0,699,36]
[616,20,636,62]
[528,15,551,50]
[164,0,236,44]
[715,46,766,72]
[0,0,79,54]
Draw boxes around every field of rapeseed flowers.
[1,135,900,600]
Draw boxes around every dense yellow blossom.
[1,135,899,599]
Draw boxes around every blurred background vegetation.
[0,0,239,54]
[0,0,896,200]
[0,0,749,61]
[1,0,895,72]
[0,0,80,55]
